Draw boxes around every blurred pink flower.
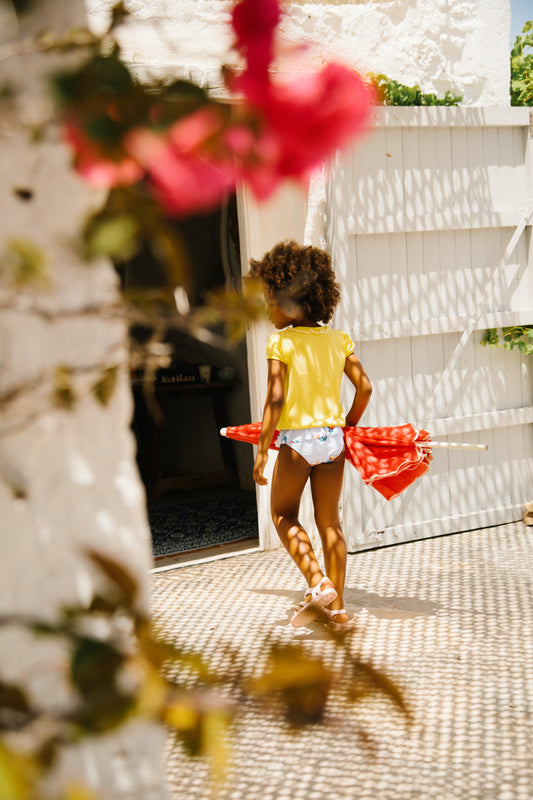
[61,0,373,217]
[228,0,372,199]
[126,108,237,216]
[65,121,144,187]
[224,124,280,198]
[231,0,280,82]
[257,64,372,177]
[232,64,372,198]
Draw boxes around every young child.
[249,240,372,629]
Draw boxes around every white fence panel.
[329,107,533,551]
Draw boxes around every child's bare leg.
[270,445,333,596]
[310,450,349,623]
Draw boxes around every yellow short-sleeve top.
[266,326,354,430]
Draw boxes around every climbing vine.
[481,326,533,356]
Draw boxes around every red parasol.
[220,422,486,500]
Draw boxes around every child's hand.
[253,452,269,485]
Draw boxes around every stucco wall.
[86,0,512,106]
[0,0,170,796]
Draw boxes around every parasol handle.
[419,440,488,451]
[220,427,228,437]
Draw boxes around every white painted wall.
[86,0,512,106]
[0,1,170,796]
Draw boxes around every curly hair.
[249,240,341,324]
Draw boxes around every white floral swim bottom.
[276,426,345,466]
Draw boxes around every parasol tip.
[220,427,228,438]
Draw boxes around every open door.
[122,196,259,561]
[329,107,533,550]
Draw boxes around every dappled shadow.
[328,110,533,548]
[151,521,533,800]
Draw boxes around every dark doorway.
[121,196,259,559]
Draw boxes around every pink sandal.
[290,576,337,628]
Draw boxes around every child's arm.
[344,353,372,427]
[253,358,286,485]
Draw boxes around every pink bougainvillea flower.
[60,0,373,217]
[126,109,237,216]
[167,106,226,152]
[231,0,281,81]
[258,64,372,178]
[227,0,373,200]
[64,121,144,188]
[225,123,282,199]
[232,64,372,198]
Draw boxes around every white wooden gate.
[329,106,533,551]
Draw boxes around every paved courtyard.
[151,520,533,800]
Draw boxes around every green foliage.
[51,47,216,160]
[0,238,47,286]
[368,73,462,106]
[481,326,533,355]
[83,215,139,262]
[52,50,146,152]
[510,21,533,106]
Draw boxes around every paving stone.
[151,521,533,800]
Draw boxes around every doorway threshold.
[151,538,260,573]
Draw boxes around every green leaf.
[71,638,124,696]
[1,238,47,286]
[69,692,135,736]
[517,340,533,355]
[52,52,135,105]
[84,215,140,261]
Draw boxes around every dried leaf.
[0,739,41,800]
[52,366,76,410]
[250,643,333,726]
[348,657,412,720]
[91,366,118,406]
[0,682,33,730]
[131,657,167,718]
[86,549,139,606]
[109,2,130,31]
[63,784,100,800]
[164,689,234,778]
